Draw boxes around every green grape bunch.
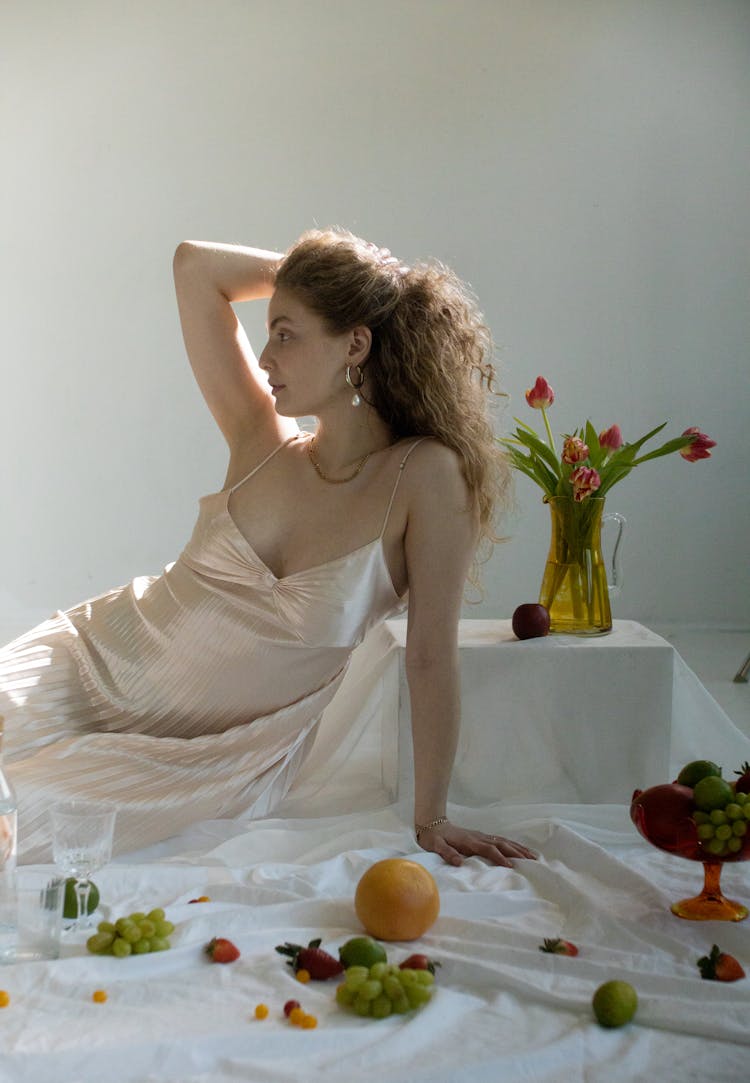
[693,790,750,858]
[335,963,434,1019]
[86,908,175,957]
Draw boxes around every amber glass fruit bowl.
[630,788,750,921]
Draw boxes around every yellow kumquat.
[295,968,311,984]
[254,1003,269,1020]
[92,990,108,1004]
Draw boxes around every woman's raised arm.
[172,241,293,451]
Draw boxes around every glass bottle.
[0,717,18,961]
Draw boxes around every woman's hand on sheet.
[417,822,537,868]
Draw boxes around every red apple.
[512,603,550,640]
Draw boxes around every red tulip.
[562,436,589,465]
[598,424,623,452]
[570,465,600,502]
[680,427,716,461]
[525,376,555,410]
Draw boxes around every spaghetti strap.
[228,434,304,494]
[379,438,427,537]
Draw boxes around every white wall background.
[1,0,748,642]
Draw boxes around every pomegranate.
[630,783,700,859]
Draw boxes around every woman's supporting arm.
[403,442,536,867]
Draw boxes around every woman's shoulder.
[393,438,471,513]
[398,436,466,479]
[222,423,303,490]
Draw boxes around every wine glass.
[50,802,116,929]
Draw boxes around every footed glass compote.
[631,786,750,922]
[670,859,748,922]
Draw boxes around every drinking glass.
[50,802,116,929]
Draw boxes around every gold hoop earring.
[345,364,365,407]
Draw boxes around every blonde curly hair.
[275,228,511,587]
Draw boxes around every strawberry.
[275,938,344,980]
[733,761,750,795]
[205,936,240,963]
[399,953,441,974]
[539,938,579,957]
[697,944,745,982]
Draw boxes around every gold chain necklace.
[307,439,373,484]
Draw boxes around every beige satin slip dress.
[0,436,424,861]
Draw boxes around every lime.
[592,980,638,1028]
[338,936,388,969]
[693,775,734,812]
[63,878,100,920]
[677,759,722,788]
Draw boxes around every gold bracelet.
[415,816,448,841]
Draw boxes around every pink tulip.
[599,424,623,452]
[680,427,716,462]
[570,465,601,502]
[525,376,555,410]
[562,436,589,464]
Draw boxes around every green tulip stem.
[541,407,556,456]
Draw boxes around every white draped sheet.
[1,624,748,1081]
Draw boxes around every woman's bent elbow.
[172,240,204,277]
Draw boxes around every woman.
[0,228,534,867]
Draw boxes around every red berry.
[698,944,745,982]
[539,938,579,957]
[275,939,344,980]
[205,937,240,963]
[399,954,440,974]
[734,761,750,795]
[283,999,301,1018]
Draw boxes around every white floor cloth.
[1,631,749,1082]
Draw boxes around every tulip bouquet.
[500,376,716,503]
[500,377,716,633]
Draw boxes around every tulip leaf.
[498,400,710,503]
[499,442,558,496]
[584,420,604,469]
[512,416,539,434]
[597,465,634,497]
[509,427,561,477]
[624,421,668,456]
[632,435,694,464]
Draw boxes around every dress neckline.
[219,499,403,600]
[196,433,424,600]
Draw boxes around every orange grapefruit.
[354,858,440,941]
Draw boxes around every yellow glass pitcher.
[538,496,625,635]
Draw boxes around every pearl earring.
[345,364,365,407]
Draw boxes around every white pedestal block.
[385,619,675,806]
